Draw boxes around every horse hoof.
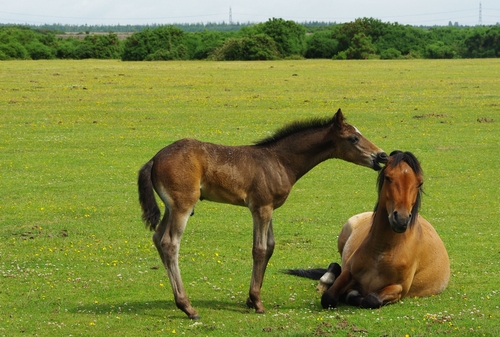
[246,297,266,313]
[246,297,255,309]
[189,314,201,320]
[321,292,338,309]
[361,293,383,309]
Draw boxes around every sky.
[1,0,499,27]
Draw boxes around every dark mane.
[375,150,423,226]
[254,117,334,146]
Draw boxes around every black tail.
[138,160,161,231]
[281,268,328,280]
[282,263,341,281]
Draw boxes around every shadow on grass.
[68,299,252,319]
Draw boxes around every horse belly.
[199,180,248,206]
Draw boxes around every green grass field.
[1,59,499,336]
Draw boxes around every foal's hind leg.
[152,211,168,265]
[155,208,199,319]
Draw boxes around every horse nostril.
[378,152,388,163]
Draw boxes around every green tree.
[424,41,456,58]
[189,30,227,59]
[251,18,306,57]
[0,41,29,59]
[374,24,427,57]
[84,33,122,59]
[305,30,340,58]
[55,38,81,59]
[210,34,281,60]
[464,26,500,58]
[380,47,402,59]
[26,40,55,59]
[331,18,382,59]
[344,32,377,59]
[122,26,188,61]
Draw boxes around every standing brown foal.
[138,109,387,319]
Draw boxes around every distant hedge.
[1,18,499,61]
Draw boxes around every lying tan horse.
[138,109,388,319]
[285,151,450,309]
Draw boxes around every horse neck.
[267,128,334,183]
[368,205,407,252]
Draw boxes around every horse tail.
[281,268,328,280]
[138,160,161,231]
[282,263,341,281]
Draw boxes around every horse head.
[376,151,423,233]
[331,109,388,171]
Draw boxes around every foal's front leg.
[246,206,274,313]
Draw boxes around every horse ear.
[333,108,345,127]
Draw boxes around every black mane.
[375,150,423,226]
[254,117,333,146]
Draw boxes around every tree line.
[1,18,499,61]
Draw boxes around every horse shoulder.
[415,216,449,266]
[406,215,450,297]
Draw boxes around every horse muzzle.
[389,211,411,233]
[372,152,388,171]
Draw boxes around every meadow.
[0,59,499,336]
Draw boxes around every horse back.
[338,212,373,262]
[151,138,292,208]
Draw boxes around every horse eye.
[349,136,359,144]
[385,176,391,183]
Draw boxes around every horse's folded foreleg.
[321,269,353,309]
[361,284,403,308]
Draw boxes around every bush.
[74,42,94,59]
[0,42,29,59]
[251,18,306,57]
[122,26,188,61]
[463,26,500,58]
[210,34,281,60]
[0,50,8,60]
[425,41,456,59]
[84,33,123,59]
[333,51,347,60]
[189,30,226,60]
[344,33,377,59]
[56,38,80,59]
[305,30,339,58]
[145,45,188,61]
[380,48,402,59]
[26,41,55,59]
